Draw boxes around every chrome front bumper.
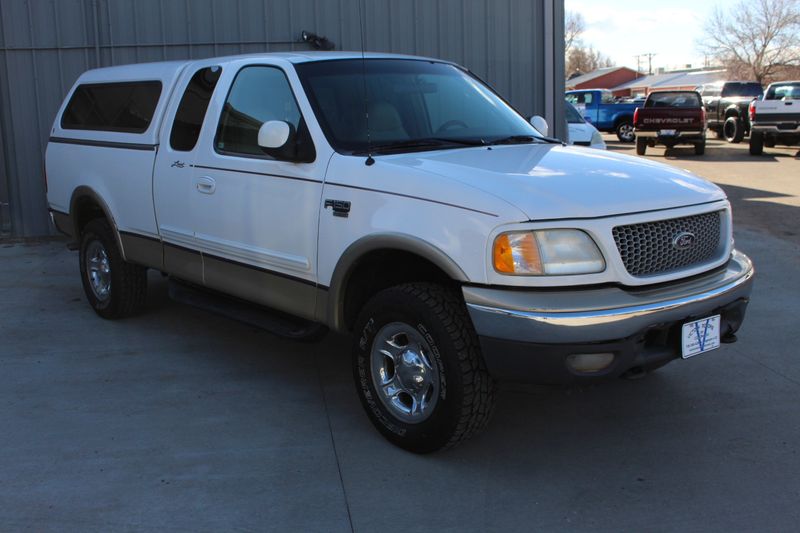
[464,251,754,382]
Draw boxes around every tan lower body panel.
[120,232,163,270]
[164,243,203,285]
[202,255,318,322]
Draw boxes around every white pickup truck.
[46,52,754,452]
[749,81,800,155]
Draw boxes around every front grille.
[613,211,722,277]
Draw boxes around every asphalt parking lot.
[2,137,799,532]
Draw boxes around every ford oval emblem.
[672,231,696,250]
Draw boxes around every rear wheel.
[635,137,647,155]
[749,132,764,155]
[352,283,496,453]
[694,139,706,155]
[79,218,147,319]
[723,117,744,143]
[616,121,635,143]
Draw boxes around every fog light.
[566,353,615,373]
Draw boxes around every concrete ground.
[2,137,799,532]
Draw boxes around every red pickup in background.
[634,91,707,156]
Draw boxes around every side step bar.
[168,279,328,342]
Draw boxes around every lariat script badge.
[672,231,696,251]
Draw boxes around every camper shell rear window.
[61,81,162,133]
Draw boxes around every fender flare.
[69,186,126,258]
[723,105,741,119]
[324,233,469,331]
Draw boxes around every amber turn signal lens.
[493,232,543,274]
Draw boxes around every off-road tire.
[353,283,496,453]
[79,218,147,319]
[724,117,744,143]
[749,132,764,155]
[635,136,647,155]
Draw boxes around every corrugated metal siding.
[0,0,564,237]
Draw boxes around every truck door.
[154,64,224,283]
[189,64,324,320]
[579,91,598,124]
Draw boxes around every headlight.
[591,130,605,148]
[493,229,605,275]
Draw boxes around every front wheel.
[353,283,496,453]
[79,218,148,319]
[616,121,635,143]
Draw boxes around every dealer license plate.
[659,129,677,136]
[681,315,721,359]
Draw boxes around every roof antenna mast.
[357,0,374,166]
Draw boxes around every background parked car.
[634,90,706,156]
[565,101,606,149]
[749,81,800,155]
[565,89,643,143]
[699,81,763,143]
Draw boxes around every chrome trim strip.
[194,231,310,272]
[49,136,157,151]
[467,261,754,328]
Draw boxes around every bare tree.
[700,0,800,84]
[567,46,615,76]
[565,11,586,57]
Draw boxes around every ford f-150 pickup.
[565,89,644,142]
[634,90,707,155]
[46,52,754,453]
[749,81,800,155]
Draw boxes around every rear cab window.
[721,82,763,98]
[170,66,223,151]
[61,81,162,133]
[645,92,702,108]
[765,83,800,101]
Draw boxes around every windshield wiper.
[354,137,486,155]
[487,135,562,146]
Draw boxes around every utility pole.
[633,54,642,74]
[645,53,656,75]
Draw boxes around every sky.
[566,0,729,72]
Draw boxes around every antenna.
[357,0,374,166]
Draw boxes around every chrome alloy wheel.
[370,322,440,423]
[85,240,111,301]
[618,123,635,142]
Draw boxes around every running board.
[168,279,327,342]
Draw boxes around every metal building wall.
[0,0,564,238]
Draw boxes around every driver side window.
[215,66,303,157]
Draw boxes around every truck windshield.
[565,102,586,124]
[765,83,800,100]
[721,82,763,98]
[295,59,542,154]
[645,92,701,108]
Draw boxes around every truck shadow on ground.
[142,275,710,470]
[605,139,799,162]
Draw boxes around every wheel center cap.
[397,349,427,391]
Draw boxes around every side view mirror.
[258,120,292,149]
[529,115,549,137]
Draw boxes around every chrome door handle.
[195,176,216,194]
